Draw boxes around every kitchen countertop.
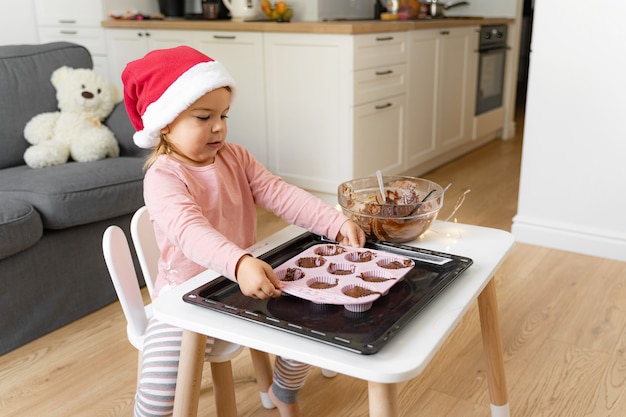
[101,17,515,34]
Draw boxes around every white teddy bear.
[23,66,121,169]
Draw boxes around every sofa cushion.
[0,157,145,229]
[0,42,92,170]
[0,199,43,260]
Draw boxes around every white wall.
[0,0,38,44]
[445,0,517,18]
[512,0,626,262]
[104,0,159,15]
[288,0,518,21]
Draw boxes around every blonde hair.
[143,134,170,170]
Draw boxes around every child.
[122,46,366,417]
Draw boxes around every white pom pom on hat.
[122,46,237,149]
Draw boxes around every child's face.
[160,87,231,166]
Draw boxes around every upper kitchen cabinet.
[405,26,479,169]
[35,0,108,77]
[264,31,408,194]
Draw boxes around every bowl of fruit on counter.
[260,0,293,22]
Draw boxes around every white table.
[152,221,514,417]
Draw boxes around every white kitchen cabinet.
[406,27,478,168]
[195,32,268,166]
[100,24,481,193]
[34,0,105,26]
[264,33,353,193]
[354,32,408,70]
[352,33,408,177]
[34,0,109,78]
[353,95,406,178]
[105,29,192,89]
[405,29,438,167]
[435,26,477,152]
[264,32,408,194]
[353,63,407,107]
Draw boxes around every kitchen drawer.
[38,27,107,56]
[196,30,261,45]
[353,94,406,177]
[353,63,407,106]
[354,32,408,70]
[34,0,104,27]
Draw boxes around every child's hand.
[235,255,283,299]
[336,220,366,248]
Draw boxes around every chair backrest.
[102,225,149,349]
[130,206,159,297]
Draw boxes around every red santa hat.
[122,46,237,149]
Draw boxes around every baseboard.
[500,119,517,140]
[512,215,626,262]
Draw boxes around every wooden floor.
[3,109,626,417]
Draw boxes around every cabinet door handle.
[440,30,450,35]
[375,102,393,110]
[213,35,237,40]
[58,19,76,24]
[60,30,77,35]
[376,36,394,41]
[375,70,393,76]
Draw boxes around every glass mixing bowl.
[338,176,444,243]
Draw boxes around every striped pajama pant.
[134,317,310,417]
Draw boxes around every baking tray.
[183,232,473,354]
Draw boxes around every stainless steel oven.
[475,25,508,115]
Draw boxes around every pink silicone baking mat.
[274,244,415,312]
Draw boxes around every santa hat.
[122,46,237,149]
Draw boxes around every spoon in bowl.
[375,170,386,204]
[407,182,452,216]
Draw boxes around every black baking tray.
[183,232,473,354]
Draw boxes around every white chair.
[130,206,158,297]
[129,206,276,408]
[103,225,245,417]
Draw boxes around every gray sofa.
[0,42,148,355]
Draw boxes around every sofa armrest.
[0,200,43,260]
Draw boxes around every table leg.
[249,348,275,409]
[210,360,238,417]
[477,279,510,417]
[173,330,206,417]
[368,381,398,417]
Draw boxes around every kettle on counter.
[222,0,260,21]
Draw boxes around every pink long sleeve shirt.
[144,143,348,298]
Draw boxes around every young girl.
[122,46,365,417]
